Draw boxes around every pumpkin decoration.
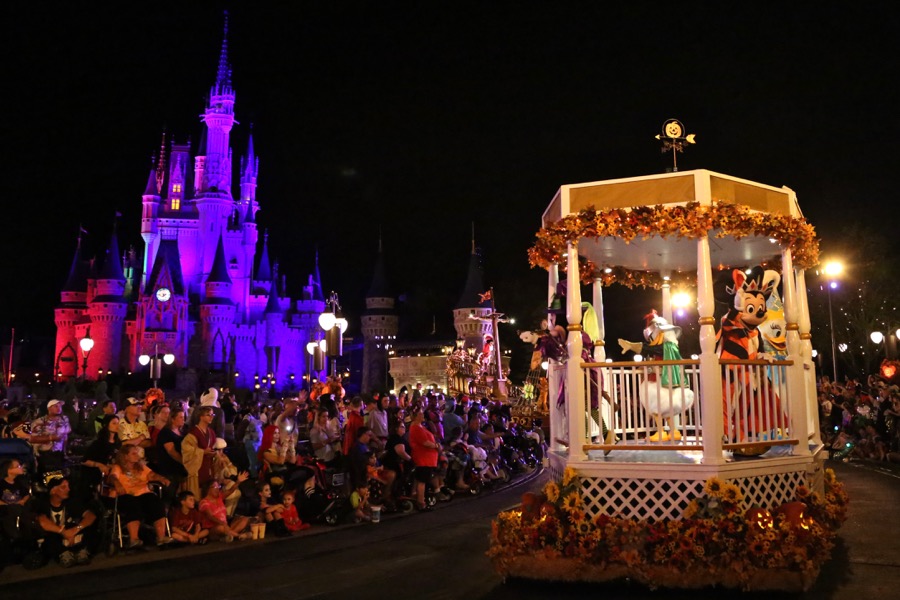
[745,506,774,531]
[540,501,559,519]
[776,501,810,531]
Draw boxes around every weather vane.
[655,119,696,172]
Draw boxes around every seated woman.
[198,478,251,542]
[148,403,171,447]
[258,425,295,479]
[168,491,209,545]
[80,415,121,494]
[309,409,342,468]
[108,445,172,549]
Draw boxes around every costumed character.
[715,266,779,454]
[538,286,616,449]
[757,283,789,443]
[621,311,695,442]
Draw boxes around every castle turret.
[54,236,89,380]
[166,140,190,211]
[195,12,237,288]
[87,228,128,378]
[200,234,236,368]
[361,237,398,393]
[453,232,492,349]
[140,166,161,290]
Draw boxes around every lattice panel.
[580,477,705,522]
[579,470,809,522]
[736,471,806,510]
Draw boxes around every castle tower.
[239,126,259,208]
[200,234,236,369]
[453,230,492,349]
[54,236,89,380]
[361,237,398,393]
[87,228,128,378]
[241,193,258,321]
[140,167,161,290]
[263,269,285,383]
[195,13,237,289]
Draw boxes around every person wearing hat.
[35,476,96,567]
[181,405,218,499]
[29,400,71,473]
[118,397,151,449]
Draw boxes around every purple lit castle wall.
[54,16,325,391]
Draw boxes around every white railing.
[578,359,797,453]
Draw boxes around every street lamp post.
[79,328,94,382]
[318,292,348,379]
[823,261,844,382]
[138,344,175,388]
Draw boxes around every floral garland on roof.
[528,202,820,287]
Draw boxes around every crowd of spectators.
[817,374,900,462]
[0,379,535,572]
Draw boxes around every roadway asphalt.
[2,459,898,600]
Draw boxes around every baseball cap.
[124,397,141,407]
[46,399,63,409]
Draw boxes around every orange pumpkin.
[745,506,773,531]
[776,501,809,529]
[521,492,545,522]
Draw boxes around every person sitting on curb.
[35,476,96,567]
[168,491,209,546]
[198,477,251,542]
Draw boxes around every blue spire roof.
[244,199,255,223]
[264,273,283,314]
[366,244,391,298]
[98,228,125,281]
[456,246,489,309]
[143,167,158,196]
[62,237,87,293]
[144,240,186,295]
[256,232,271,281]
[207,234,231,284]
[313,247,325,301]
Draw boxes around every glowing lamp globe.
[163,353,176,365]
[336,317,349,334]
[138,354,151,366]
[306,342,318,356]
[871,331,884,344]
[79,337,94,353]
[319,312,336,331]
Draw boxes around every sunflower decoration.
[704,477,725,496]
[561,491,583,514]
[562,466,579,487]
[543,481,561,504]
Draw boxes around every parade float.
[488,125,847,591]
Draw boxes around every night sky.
[4,2,899,357]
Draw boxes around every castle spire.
[207,234,231,284]
[62,235,87,293]
[311,246,324,301]
[257,231,271,282]
[98,225,125,281]
[216,10,231,90]
[367,237,391,298]
[156,129,167,194]
[143,165,159,196]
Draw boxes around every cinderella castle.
[53,17,327,391]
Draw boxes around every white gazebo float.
[531,169,824,522]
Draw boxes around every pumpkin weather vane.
[655,118,696,172]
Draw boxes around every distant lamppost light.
[871,331,884,344]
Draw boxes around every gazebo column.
[697,235,725,465]
[593,277,609,440]
[660,272,672,323]
[796,269,821,445]
[548,263,564,453]
[566,243,586,461]
[782,250,811,456]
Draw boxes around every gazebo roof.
[535,169,816,278]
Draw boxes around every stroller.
[293,456,351,526]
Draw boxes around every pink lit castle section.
[54,16,325,391]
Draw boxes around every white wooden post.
[796,269,821,445]
[660,273,672,323]
[566,243,586,460]
[695,173,725,464]
[592,277,606,362]
[782,249,811,455]
[548,263,562,453]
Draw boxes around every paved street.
[2,460,898,600]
